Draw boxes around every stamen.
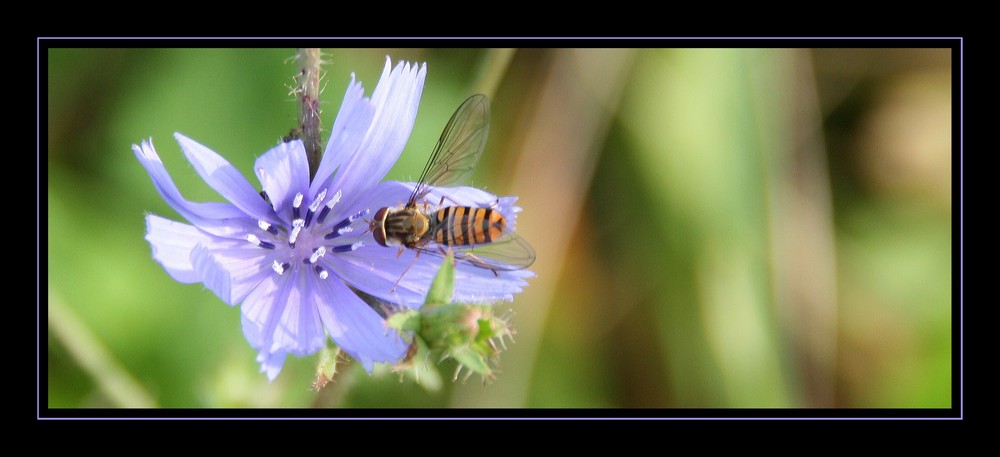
[308,246,327,264]
[303,209,314,229]
[257,219,279,235]
[316,189,342,224]
[331,241,365,253]
[309,189,328,212]
[304,189,328,229]
[246,234,276,250]
[272,260,289,275]
[352,208,370,220]
[315,265,329,280]
[288,219,305,247]
[292,193,304,220]
[324,209,365,239]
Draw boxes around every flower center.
[245,188,369,279]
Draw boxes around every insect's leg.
[391,250,421,294]
[461,252,499,277]
[435,192,466,208]
[436,246,461,268]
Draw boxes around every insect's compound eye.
[373,207,388,224]
[372,207,389,247]
[373,229,387,247]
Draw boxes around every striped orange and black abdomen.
[433,206,507,247]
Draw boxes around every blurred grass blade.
[450,48,637,407]
[624,49,798,407]
[48,291,157,408]
[760,50,838,407]
[471,49,517,99]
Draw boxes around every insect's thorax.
[378,206,431,248]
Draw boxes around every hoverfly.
[370,94,535,290]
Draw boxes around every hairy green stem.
[296,48,323,179]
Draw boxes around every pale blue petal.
[256,349,287,382]
[328,59,427,213]
[324,246,439,309]
[313,275,408,371]
[355,180,414,211]
[253,140,311,215]
[241,275,284,376]
[331,244,532,307]
[134,140,252,236]
[492,196,522,233]
[241,274,280,351]
[310,75,377,197]
[240,275,279,350]
[215,250,274,306]
[450,264,534,303]
[425,185,501,206]
[191,244,234,305]
[173,133,279,225]
[357,181,515,216]
[240,270,325,380]
[189,240,272,306]
[144,215,210,283]
[269,272,325,357]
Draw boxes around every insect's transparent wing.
[410,94,490,203]
[347,286,403,319]
[417,231,536,272]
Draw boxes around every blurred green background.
[46,47,953,409]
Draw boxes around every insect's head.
[370,207,390,247]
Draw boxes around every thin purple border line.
[38,38,962,420]
[36,417,954,420]
[34,36,964,39]
[959,36,963,419]
[37,37,41,421]
[37,39,963,420]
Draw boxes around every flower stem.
[296,48,323,179]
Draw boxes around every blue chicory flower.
[134,57,533,380]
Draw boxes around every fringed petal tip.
[132,137,155,160]
[256,349,287,382]
[328,56,427,213]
